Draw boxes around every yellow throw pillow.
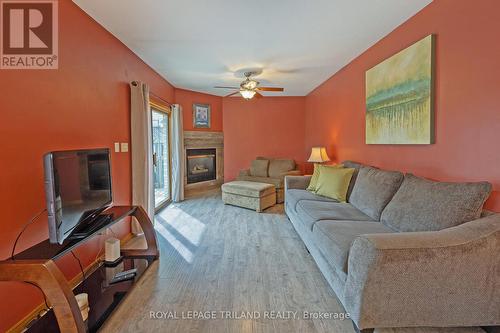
[307,163,343,192]
[315,166,355,202]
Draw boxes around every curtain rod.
[131,81,173,106]
[150,91,173,107]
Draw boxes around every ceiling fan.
[214,72,284,99]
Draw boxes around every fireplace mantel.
[183,131,224,196]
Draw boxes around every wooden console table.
[0,205,159,333]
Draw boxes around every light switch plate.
[121,142,129,153]
[114,142,120,153]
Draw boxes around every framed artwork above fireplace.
[193,103,211,128]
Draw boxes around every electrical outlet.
[121,142,129,153]
[114,142,120,153]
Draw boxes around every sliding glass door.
[151,106,171,211]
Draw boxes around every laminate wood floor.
[102,192,356,333]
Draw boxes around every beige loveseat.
[237,157,301,203]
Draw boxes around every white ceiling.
[73,0,432,96]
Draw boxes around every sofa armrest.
[239,169,250,177]
[274,170,303,180]
[284,170,302,176]
[343,214,500,329]
[284,175,311,191]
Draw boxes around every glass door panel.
[152,109,171,209]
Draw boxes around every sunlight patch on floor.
[155,222,195,263]
[154,203,209,263]
[156,205,207,246]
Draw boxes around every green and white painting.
[366,35,435,144]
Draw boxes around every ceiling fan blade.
[225,91,240,97]
[214,86,240,89]
[256,87,284,91]
[254,92,263,98]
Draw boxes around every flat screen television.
[44,148,112,244]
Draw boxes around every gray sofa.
[284,161,500,331]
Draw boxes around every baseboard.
[7,233,134,333]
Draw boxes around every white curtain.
[171,104,185,202]
[130,81,154,233]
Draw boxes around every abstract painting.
[366,34,435,144]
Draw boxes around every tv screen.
[44,148,112,244]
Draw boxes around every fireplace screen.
[186,148,216,184]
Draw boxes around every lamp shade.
[307,147,331,163]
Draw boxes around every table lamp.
[307,147,331,163]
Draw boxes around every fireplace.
[186,148,216,184]
[183,131,223,197]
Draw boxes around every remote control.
[109,272,136,285]
[115,268,137,278]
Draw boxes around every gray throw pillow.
[250,159,269,177]
[381,174,492,232]
[349,166,404,220]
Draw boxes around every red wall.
[0,1,174,331]
[223,97,306,180]
[175,88,223,132]
[305,0,500,211]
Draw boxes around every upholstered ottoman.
[222,181,276,212]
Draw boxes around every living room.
[0,0,498,332]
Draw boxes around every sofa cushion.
[341,160,367,201]
[349,166,404,220]
[237,175,283,189]
[285,189,336,212]
[296,200,374,231]
[312,220,393,274]
[250,159,269,177]
[315,166,355,202]
[268,159,295,178]
[381,174,492,232]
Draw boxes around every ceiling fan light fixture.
[246,80,258,90]
[215,71,283,99]
[240,89,256,99]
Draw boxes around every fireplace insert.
[186,148,216,184]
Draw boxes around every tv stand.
[0,205,159,333]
